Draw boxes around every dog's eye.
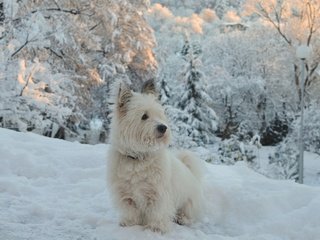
[141,113,149,120]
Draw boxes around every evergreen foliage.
[261,113,290,146]
[218,135,257,165]
[268,140,299,181]
[177,38,218,145]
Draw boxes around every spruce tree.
[178,38,218,145]
[158,75,171,105]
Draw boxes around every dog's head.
[111,80,171,155]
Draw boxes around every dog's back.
[175,150,204,181]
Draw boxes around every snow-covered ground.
[0,128,320,240]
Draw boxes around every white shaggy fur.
[107,80,204,233]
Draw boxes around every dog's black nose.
[157,124,167,134]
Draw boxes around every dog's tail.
[175,150,204,181]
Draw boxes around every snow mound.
[0,128,319,240]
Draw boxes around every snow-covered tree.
[260,110,290,146]
[150,0,245,18]
[218,135,257,165]
[244,0,320,104]
[165,105,197,148]
[0,1,3,25]
[158,75,171,105]
[201,23,298,144]
[289,102,320,155]
[268,140,299,181]
[147,1,319,150]
[0,0,156,142]
[178,38,218,145]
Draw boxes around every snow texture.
[1,128,320,240]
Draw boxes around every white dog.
[107,80,204,233]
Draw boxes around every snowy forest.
[1,0,320,182]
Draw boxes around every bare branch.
[11,34,38,58]
[307,62,320,87]
[11,34,29,57]
[53,0,60,9]
[255,2,292,45]
[45,7,81,15]
[30,7,82,16]
[19,66,37,97]
[306,2,316,45]
[44,47,63,59]
[89,21,102,31]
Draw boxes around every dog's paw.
[144,222,170,234]
[174,213,191,226]
[119,219,137,227]
[119,221,129,227]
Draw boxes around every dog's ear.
[141,79,158,96]
[117,83,132,111]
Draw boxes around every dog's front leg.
[144,195,173,234]
[119,198,141,227]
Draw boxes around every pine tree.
[158,75,171,105]
[178,38,218,145]
[0,1,3,25]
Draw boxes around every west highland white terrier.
[107,80,204,233]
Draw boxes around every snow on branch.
[19,64,38,97]
[11,33,37,58]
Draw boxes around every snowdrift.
[0,128,319,240]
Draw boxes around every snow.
[296,45,312,59]
[1,128,320,240]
